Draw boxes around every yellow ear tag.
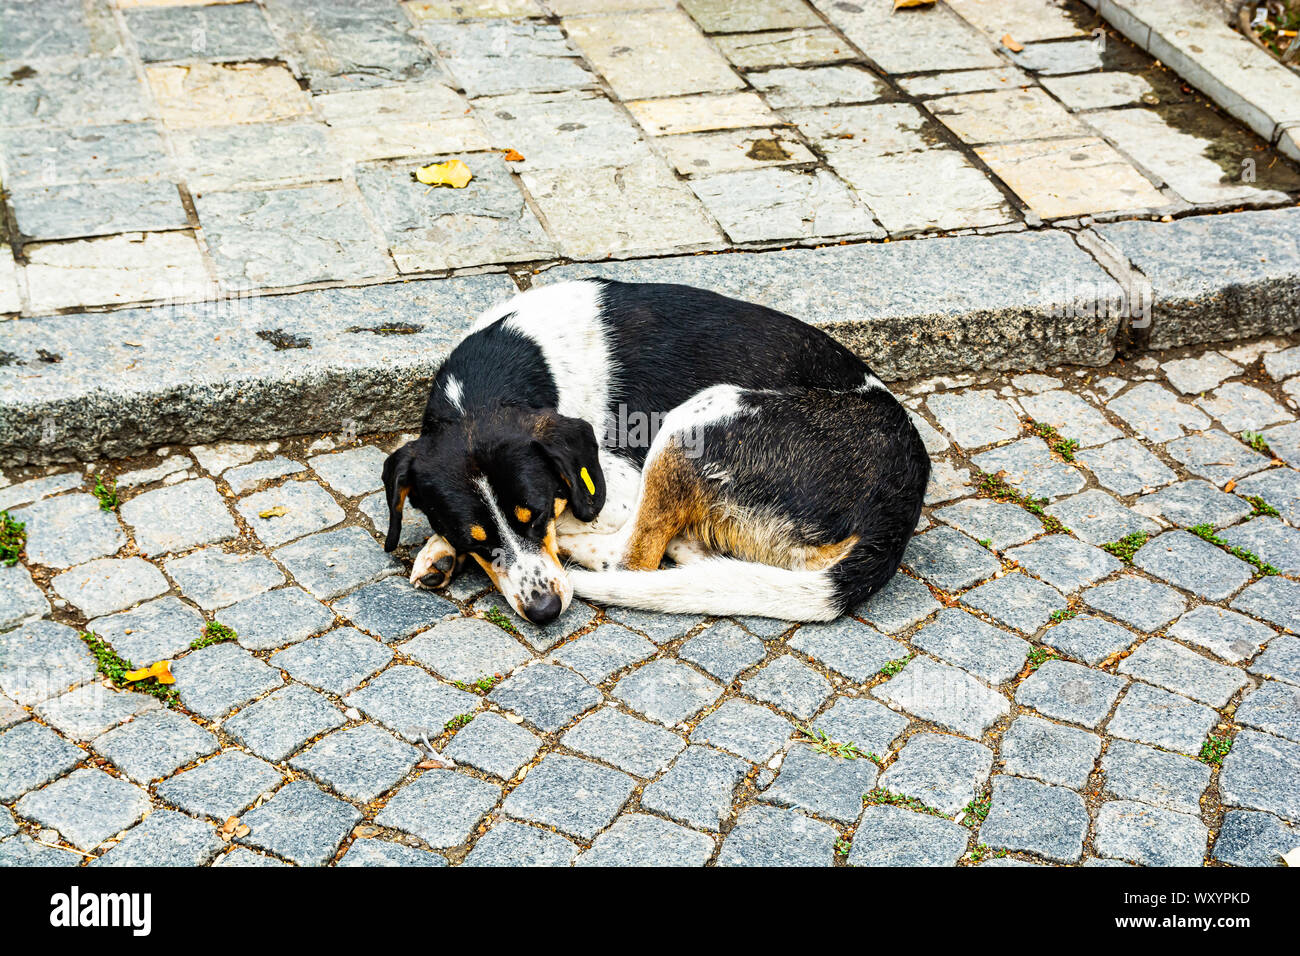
[580,467,596,496]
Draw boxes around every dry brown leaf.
[259,505,289,518]
[1001,33,1024,52]
[1224,479,1237,492]
[417,756,455,770]
[415,159,473,188]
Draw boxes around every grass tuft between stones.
[191,620,238,650]
[482,606,520,636]
[975,471,1067,534]
[1100,531,1150,564]
[1198,735,1233,766]
[878,654,912,678]
[1188,523,1279,577]
[1245,495,1280,519]
[453,673,503,695]
[1028,419,1080,462]
[79,630,180,708]
[0,510,26,566]
[795,723,879,763]
[863,788,947,818]
[1240,431,1272,456]
[92,473,119,512]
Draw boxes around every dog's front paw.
[410,535,458,589]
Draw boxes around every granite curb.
[2,206,1298,465]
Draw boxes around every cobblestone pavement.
[2,337,1299,867]
[1,0,1299,318]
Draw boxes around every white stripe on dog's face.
[473,477,571,619]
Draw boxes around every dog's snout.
[522,592,562,626]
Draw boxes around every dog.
[382,279,930,625]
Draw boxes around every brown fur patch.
[514,506,532,524]
[553,498,567,518]
[622,446,710,571]
[470,524,487,542]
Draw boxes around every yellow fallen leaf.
[502,149,524,162]
[893,0,935,8]
[123,660,174,685]
[415,159,473,188]
[1002,33,1024,52]
[259,506,289,518]
[1282,846,1300,866]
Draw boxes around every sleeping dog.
[382,279,929,625]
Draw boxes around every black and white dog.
[382,279,929,625]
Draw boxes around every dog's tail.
[568,558,843,622]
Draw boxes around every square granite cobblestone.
[902,526,1000,592]
[401,617,532,685]
[1082,576,1188,633]
[873,657,1008,738]
[1044,490,1158,546]
[1220,517,1300,577]
[788,618,905,683]
[275,527,400,601]
[560,707,686,778]
[155,751,283,820]
[172,643,283,719]
[934,498,1044,550]
[307,446,388,498]
[718,804,837,867]
[1218,730,1300,823]
[760,744,878,824]
[52,557,169,619]
[1212,810,1298,866]
[742,655,832,721]
[880,733,993,815]
[1000,714,1101,789]
[1118,638,1251,708]
[236,779,361,866]
[0,721,85,802]
[237,481,345,547]
[0,620,95,707]
[463,820,576,867]
[971,437,1086,501]
[811,697,909,758]
[1168,606,1276,664]
[474,592,597,652]
[1234,469,1300,525]
[1232,578,1300,634]
[1236,681,1300,744]
[1094,800,1208,867]
[332,576,455,643]
[692,699,793,763]
[1132,531,1254,602]
[961,574,1066,636]
[602,607,705,645]
[576,813,715,867]
[1250,636,1300,687]
[1106,382,1209,444]
[855,572,940,633]
[15,768,150,852]
[34,684,159,742]
[92,708,217,784]
[502,754,636,840]
[91,596,207,666]
[164,547,284,611]
[979,775,1089,864]
[1077,438,1176,496]
[345,666,481,742]
[1005,535,1121,593]
[216,587,336,651]
[489,662,602,732]
[119,478,237,556]
[639,745,749,831]
[849,805,969,867]
[0,565,51,631]
[680,621,766,682]
[1040,614,1139,666]
[548,623,658,684]
[1101,739,1210,815]
[90,809,222,868]
[912,608,1029,685]
[1106,682,1218,756]
[221,683,346,763]
[338,838,447,868]
[11,493,125,569]
[1136,479,1254,529]
[926,390,1021,449]
[1163,430,1272,487]
[291,723,420,803]
[612,659,721,727]
[1016,659,1126,730]
[443,712,541,780]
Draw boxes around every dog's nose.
[522,592,562,626]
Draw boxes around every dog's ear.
[536,414,605,522]
[381,441,417,552]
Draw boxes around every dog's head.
[382,406,605,625]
